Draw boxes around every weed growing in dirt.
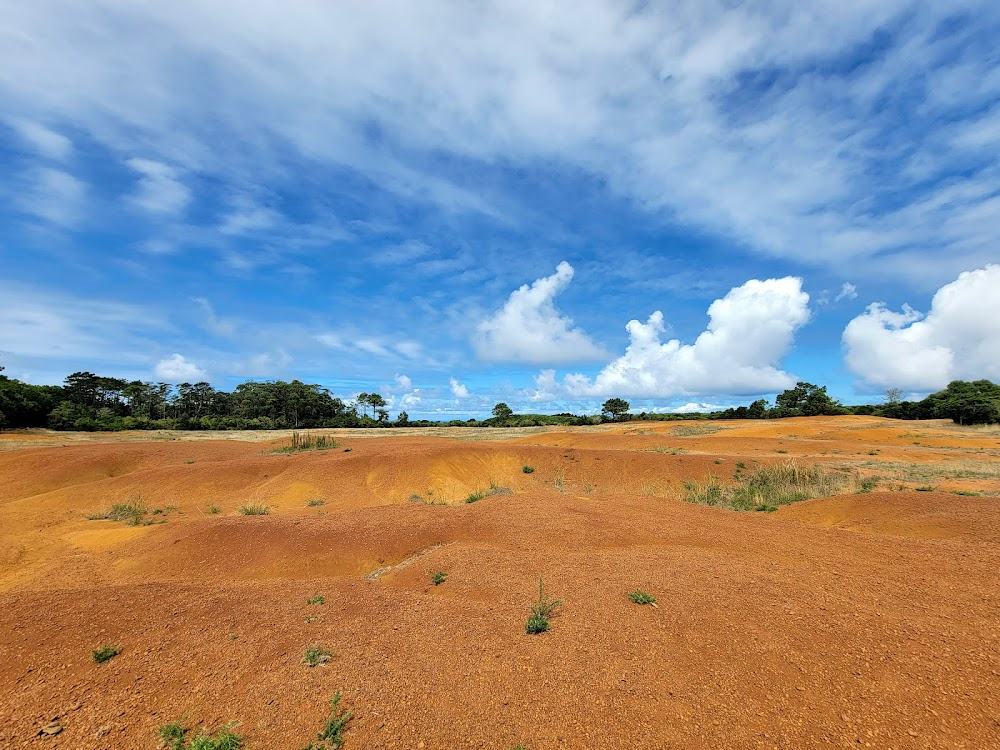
[431,570,447,585]
[208,505,221,514]
[158,721,243,750]
[87,499,148,525]
[522,465,535,474]
[953,490,980,496]
[269,432,338,454]
[525,577,561,635]
[308,595,325,605]
[683,461,869,512]
[239,504,269,516]
[628,590,657,606]
[302,645,334,667]
[303,691,353,749]
[307,498,327,507]
[465,489,487,503]
[92,644,121,663]
[915,485,935,492]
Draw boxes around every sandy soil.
[0,416,997,749]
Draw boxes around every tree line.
[0,364,998,431]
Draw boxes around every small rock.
[39,723,62,736]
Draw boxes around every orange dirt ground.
[0,416,997,749]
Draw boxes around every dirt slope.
[0,417,997,749]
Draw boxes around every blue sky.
[2,1,999,418]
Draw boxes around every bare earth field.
[0,416,997,749]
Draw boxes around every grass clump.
[159,721,243,750]
[466,483,514,503]
[303,691,353,750]
[431,570,447,586]
[87,498,148,525]
[208,505,221,514]
[628,590,657,606]
[525,577,561,635]
[307,498,327,507]
[302,645,334,667]
[238,503,269,516]
[269,432,338,454]
[92,644,121,663]
[682,461,867,512]
[915,485,935,492]
[522,465,535,474]
[307,595,325,605]
[465,490,487,504]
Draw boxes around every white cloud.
[8,118,72,160]
[394,374,412,391]
[15,167,85,226]
[655,402,725,414]
[834,282,858,302]
[400,390,422,408]
[449,377,470,398]
[153,353,206,382]
[538,277,810,399]
[474,261,606,365]
[126,158,190,215]
[4,3,998,281]
[843,265,1000,390]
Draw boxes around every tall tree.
[601,397,630,421]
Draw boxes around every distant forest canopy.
[0,365,998,431]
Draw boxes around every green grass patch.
[302,645,334,668]
[522,465,535,474]
[628,590,656,606]
[87,499,148,525]
[92,644,121,663]
[431,570,448,586]
[238,504,269,516]
[683,461,869,512]
[307,595,325,605]
[158,721,243,750]
[307,498,327,507]
[268,432,338,454]
[915,485,935,492]
[525,577,561,635]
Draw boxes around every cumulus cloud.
[536,277,810,399]
[474,262,606,365]
[153,353,206,382]
[126,158,190,215]
[843,265,1000,390]
[394,374,413,392]
[449,377,470,399]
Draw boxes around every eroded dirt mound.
[0,417,998,749]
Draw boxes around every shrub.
[159,722,243,750]
[431,570,447,586]
[92,644,121,663]
[302,645,334,667]
[525,577,561,635]
[239,504,269,516]
[522,465,535,474]
[269,432,338,454]
[628,590,657,606]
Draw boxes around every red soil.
[0,417,997,749]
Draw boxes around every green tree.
[491,402,513,425]
[601,397,630,421]
[922,380,1000,425]
[774,382,842,417]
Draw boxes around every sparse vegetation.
[158,721,243,750]
[307,498,327,507]
[683,461,870,512]
[915,485,935,492]
[522,465,535,474]
[466,483,513,503]
[465,489,487,503]
[431,570,447,585]
[308,595,325,605]
[303,691,353,750]
[269,432,338,454]
[302,645,334,667]
[239,503,269,515]
[87,499,147,525]
[628,590,657,606]
[525,577,562,635]
[92,644,121,663]
[208,505,221,514]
